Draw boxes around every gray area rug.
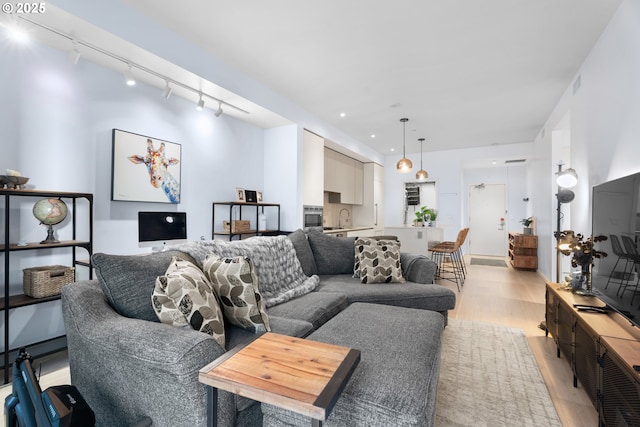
[470,258,508,267]
[435,319,561,427]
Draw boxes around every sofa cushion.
[287,229,318,276]
[92,250,195,321]
[155,257,225,347]
[267,291,348,329]
[203,255,271,333]
[316,275,456,313]
[354,238,404,283]
[306,229,356,275]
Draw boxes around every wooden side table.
[199,332,361,427]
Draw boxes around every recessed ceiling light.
[390,148,395,152]
[492,160,497,165]
[340,112,346,117]
[371,134,376,138]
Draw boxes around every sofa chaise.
[61,229,456,426]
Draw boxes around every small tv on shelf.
[138,211,187,251]
[591,171,640,328]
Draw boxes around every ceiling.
[5,1,622,157]
[117,0,622,156]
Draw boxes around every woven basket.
[23,265,75,298]
[223,220,251,233]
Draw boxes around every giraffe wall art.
[111,129,182,204]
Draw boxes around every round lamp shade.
[33,198,68,225]
[556,168,578,188]
[397,157,413,173]
[416,169,428,180]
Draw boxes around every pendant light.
[396,118,412,173]
[415,138,428,180]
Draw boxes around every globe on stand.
[32,198,68,244]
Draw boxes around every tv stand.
[546,283,640,425]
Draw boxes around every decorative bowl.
[6,176,29,189]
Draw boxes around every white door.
[467,184,507,256]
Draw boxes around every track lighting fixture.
[214,101,223,117]
[124,65,136,86]
[396,118,412,173]
[196,94,205,111]
[415,138,428,180]
[162,81,173,99]
[12,14,251,115]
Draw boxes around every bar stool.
[605,234,632,294]
[620,235,640,303]
[431,228,469,280]
[430,228,468,291]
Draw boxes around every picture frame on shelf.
[257,191,263,203]
[111,129,182,204]
[235,187,246,203]
[245,190,257,203]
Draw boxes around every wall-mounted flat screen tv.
[138,211,187,250]
[591,171,640,328]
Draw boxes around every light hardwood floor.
[0,256,596,427]
[437,255,598,427]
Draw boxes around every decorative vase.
[575,262,595,296]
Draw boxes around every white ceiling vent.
[505,159,526,164]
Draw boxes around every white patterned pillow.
[353,238,400,278]
[355,239,405,284]
[202,255,271,333]
[152,257,225,347]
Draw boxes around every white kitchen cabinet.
[353,163,384,229]
[324,148,363,205]
[303,130,324,206]
[324,148,339,193]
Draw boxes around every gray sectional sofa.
[61,229,455,427]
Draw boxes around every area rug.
[470,258,508,267]
[435,319,561,427]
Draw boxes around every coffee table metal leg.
[207,386,218,427]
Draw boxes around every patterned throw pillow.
[152,257,226,347]
[353,238,400,278]
[202,255,271,333]
[354,238,405,284]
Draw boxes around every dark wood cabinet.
[508,232,538,270]
[545,283,640,425]
[1,189,93,383]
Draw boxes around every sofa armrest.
[62,280,233,427]
[400,253,438,284]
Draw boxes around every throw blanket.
[175,237,319,308]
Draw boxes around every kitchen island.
[383,226,443,257]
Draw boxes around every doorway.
[468,183,507,256]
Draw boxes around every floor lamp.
[555,164,578,282]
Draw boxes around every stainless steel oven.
[303,205,323,230]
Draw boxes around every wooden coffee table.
[199,332,361,427]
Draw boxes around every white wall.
[1,42,265,350]
[533,0,640,281]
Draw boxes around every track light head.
[162,81,173,99]
[196,94,205,111]
[124,65,136,86]
[214,101,223,117]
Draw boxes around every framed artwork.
[236,187,246,202]
[111,129,182,204]
[257,191,263,203]
[245,190,257,203]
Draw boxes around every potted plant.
[521,217,534,234]
[414,206,429,227]
[426,209,438,227]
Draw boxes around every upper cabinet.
[303,130,324,206]
[324,148,363,205]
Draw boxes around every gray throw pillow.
[306,229,356,275]
[92,250,195,321]
[287,229,318,276]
